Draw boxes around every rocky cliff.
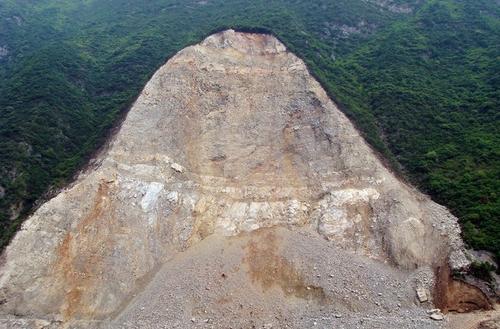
[0,30,479,328]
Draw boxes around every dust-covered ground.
[102,227,442,329]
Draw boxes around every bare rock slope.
[0,30,474,328]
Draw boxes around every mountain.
[1,30,491,328]
[0,0,498,285]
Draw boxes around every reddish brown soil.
[434,265,492,313]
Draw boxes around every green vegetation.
[0,0,498,260]
[469,261,497,282]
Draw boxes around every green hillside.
[0,0,498,260]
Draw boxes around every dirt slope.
[108,227,444,329]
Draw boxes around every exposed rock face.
[0,30,469,327]
[362,0,414,13]
[0,46,9,60]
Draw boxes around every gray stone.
[416,286,428,303]
[170,162,184,173]
[430,313,444,321]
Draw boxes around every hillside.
[0,0,498,261]
[0,30,483,328]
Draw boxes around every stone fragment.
[171,162,185,173]
[430,313,444,321]
[416,286,428,302]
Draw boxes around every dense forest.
[0,0,498,261]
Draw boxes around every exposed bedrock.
[0,30,477,327]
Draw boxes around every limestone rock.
[416,286,429,303]
[170,162,184,173]
[0,30,468,326]
[430,312,445,321]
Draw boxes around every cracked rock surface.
[0,30,468,328]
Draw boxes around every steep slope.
[0,0,412,250]
[0,30,484,328]
[1,0,498,261]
